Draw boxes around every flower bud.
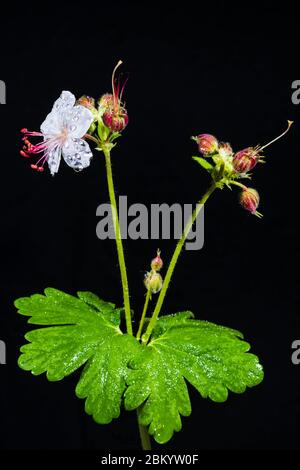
[101,61,129,133]
[151,249,163,271]
[98,93,114,109]
[233,148,258,173]
[196,134,219,155]
[77,95,95,109]
[77,95,98,119]
[144,271,163,294]
[240,187,260,215]
[103,108,129,132]
[219,142,233,159]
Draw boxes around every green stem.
[142,181,217,344]
[137,288,151,341]
[230,180,248,190]
[103,146,133,335]
[137,409,152,450]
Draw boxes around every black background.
[0,1,299,451]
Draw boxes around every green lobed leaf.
[16,288,140,424]
[192,156,214,172]
[16,292,264,442]
[125,312,263,444]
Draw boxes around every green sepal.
[97,119,110,142]
[110,132,122,142]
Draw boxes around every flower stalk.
[142,181,217,344]
[103,144,132,335]
[137,287,151,341]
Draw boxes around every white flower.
[21,91,94,175]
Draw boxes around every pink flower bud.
[196,134,219,155]
[103,108,129,132]
[151,249,163,271]
[101,60,129,133]
[233,148,258,173]
[240,187,260,215]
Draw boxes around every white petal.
[41,91,76,136]
[40,110,61,136]
[52,91,76,113]
[62,138,93,172]
[47,146,62,176]
[64,105,94,138]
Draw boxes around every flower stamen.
[20,128,61,172]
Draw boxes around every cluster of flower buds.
[78,60,129,136]
[192,121,293,217]
[144,249,163,294]
[194,133,263,172]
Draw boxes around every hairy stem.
[230,180,248,190]
[142,182,217,344]
[103,146,133,335]
[137,409,152,450]
[137,288,151,341]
